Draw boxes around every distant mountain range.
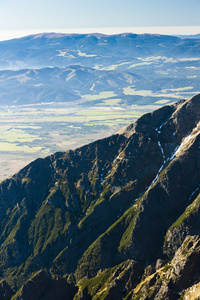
[177,33,200,39]
[0,32,200,70]
[0,66,141,105]
[0,33,200,106]
[1,94,200,299]
[0,33,181,70]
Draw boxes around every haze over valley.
[0,33,200,180]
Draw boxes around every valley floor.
[0,102,160,181]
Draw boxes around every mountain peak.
[1,94,200,299]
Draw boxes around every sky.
[0,0,200,40]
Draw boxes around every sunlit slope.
[1,94,200,299]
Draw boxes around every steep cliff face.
[13,270,77,300]
[1,94,200,299]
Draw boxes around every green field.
[0,101,163,181]
[102,98,121,106]
[155,99,171,104]
[83,91,117,100]
[101,62,132,71]
[123,87,152,96]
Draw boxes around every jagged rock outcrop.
[121,235,200,300]
[1,94,200,299]
[74,260,142,300]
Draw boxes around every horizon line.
[0,26,200,41]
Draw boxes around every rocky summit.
[1,94,200,299]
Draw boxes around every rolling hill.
[0,33,182,70]
[0,66,141,105]
[0,33,200,107]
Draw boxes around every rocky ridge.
[1,95,200,299]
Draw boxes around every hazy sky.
[0,0,200,39]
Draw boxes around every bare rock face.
[16,270,77,300]
[42,277,78,300]
[0,280,14,300]
[16,271,49,300]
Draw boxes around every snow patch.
[158,141,166,163]
[188,184,200,203]
[35,83,44,87]
[175,123,200,156]
[149,164,164,188]
[66,70,76,81]
[8,71,32,83]
[77,50,97,57]
[56,50,75,58]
